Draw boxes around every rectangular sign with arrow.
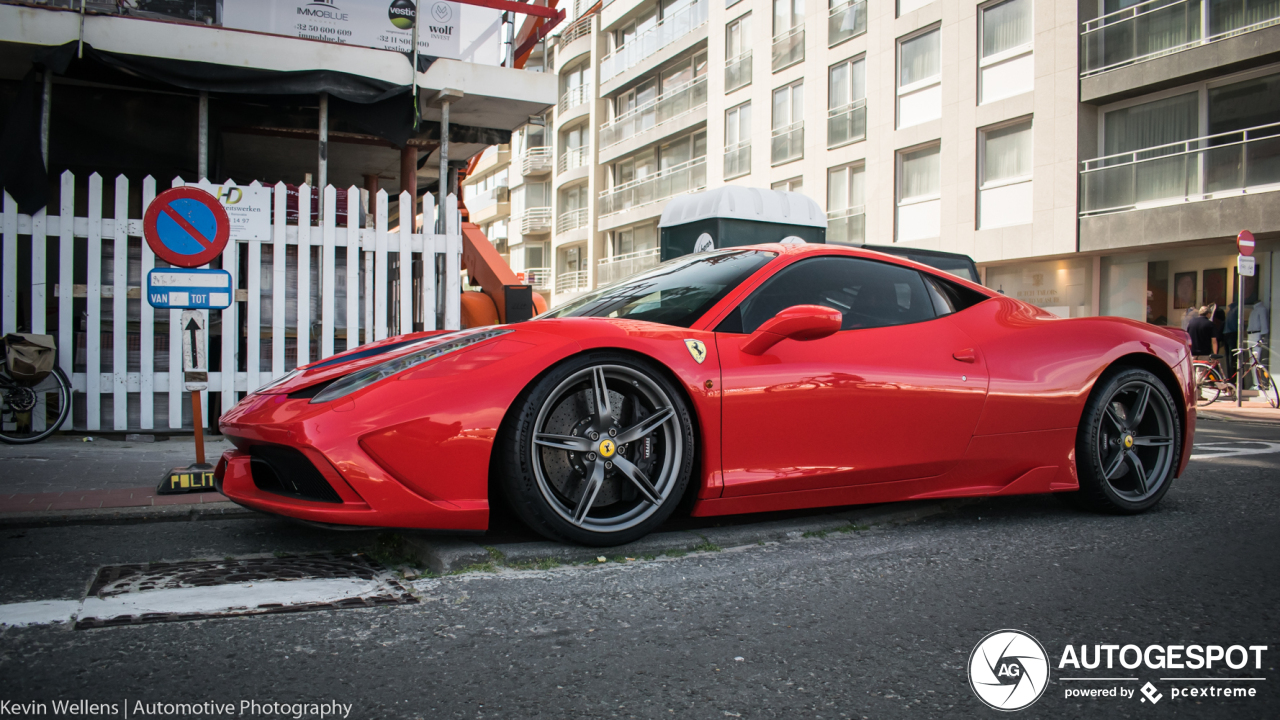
[147,268,233,310]
[181,309,209,391]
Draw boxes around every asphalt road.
[2,417,1278,719]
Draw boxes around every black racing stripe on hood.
[306,339,423,371]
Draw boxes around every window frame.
[897,142,942,207]
[978,116,1034,190]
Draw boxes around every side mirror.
[741,304,842,356]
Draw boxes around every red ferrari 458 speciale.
[218,243,1195,546]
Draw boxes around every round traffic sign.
[143,187,230,268]
[1238,229,1255,257]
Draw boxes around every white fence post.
[140,176,156,429]
[1,192,15,336]
[86,173,103,431]
[421,194,437,332]
[297,183,312,369]
[374,190,388,341]
[345,185,360,350]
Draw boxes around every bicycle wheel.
[1193,363,1221,407]
[1254,365,1280,408]
[0,367,72,444]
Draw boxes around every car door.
[715,255,989,498]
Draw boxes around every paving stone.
[404,537,494,574]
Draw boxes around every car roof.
[719,243,994,295]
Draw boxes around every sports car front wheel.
[497,353,696,546]
[1072,368,1181,514]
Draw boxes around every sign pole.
[1236,230,1256,408]
[192,391,205,465]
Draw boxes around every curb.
[406,499,969,573]
[0,501,259,529]
[1197,410,1280,426]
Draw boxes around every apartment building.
[489,0,1279,339]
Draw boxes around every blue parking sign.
[146,268,234,310]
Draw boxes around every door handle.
[953,348,977,363]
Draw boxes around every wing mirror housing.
[741,305,842,356]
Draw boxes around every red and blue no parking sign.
[143,187,230,268]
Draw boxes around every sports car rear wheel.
[1073,368,1180,514]
[498,353,696,546]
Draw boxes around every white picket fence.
[0,171,462,432]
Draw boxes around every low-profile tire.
[496,352,696,546]
[1071,367,1181,514]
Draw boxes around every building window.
[829,0,867,47]
[772,80,804,165]
[898,27,941,128]
[559,124,589,173]
[897,144,941,241]
[979,0,1033,104]
[772,177,804,192]
[725,102,753,179]
[828,57,866,148]
[898,0,933,17]
[979,119,1033,229]
[828,163,865,244]
[772,0,805,71]
[560,62,590,112]
[726,13,753,92]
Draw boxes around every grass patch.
[507,557,562,571]
[692,542,721,553]
[483,545,505,561]
[449,561,497,575]
[802,529,829,539]
[663,548,688,558]
[365,533,423,571]
[835,524,870,533]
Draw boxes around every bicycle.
[1192,340,1280,408]
[0,364,72,444]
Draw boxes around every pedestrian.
[1187,305,1219,360]
[1248,301,1270,367]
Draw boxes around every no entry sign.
[143,187,230,268]
[1237,229,1255,257]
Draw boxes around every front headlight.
[252,369,300,395]
[310,328,512,404]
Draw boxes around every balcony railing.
[558,84,591,114]
[599,0,709,82]
[521,207,553,234]
[597,247,661,285]
[556,270,590,294]
[600,76,708,149]
[557,207,589,233]
[1081,0,1280,77]
[724,142,752,179]
[467,185,509,214]
[1079,122,1280,215]
[522,146,553,175]
[829,0,867,46]
[771,122,804,165]
[522,267,553,291]
[558,146,590,174]
[725,50,753,92]
[599,157,708,216]
[827,206,866,244]
[772,26,805,72]
[561,14,593,45]
[827,99,867,149]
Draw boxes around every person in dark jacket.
[1188,306,1220,359]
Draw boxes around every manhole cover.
[75,554,415,629]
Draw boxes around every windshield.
[541,250,775,328]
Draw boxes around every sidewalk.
[1197,400,1280,425]
[0,435,243,525]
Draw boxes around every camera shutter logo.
[968,630,1050,711]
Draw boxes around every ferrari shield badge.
[684,339,707,364]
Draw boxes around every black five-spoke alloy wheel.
[498,352,696,546]
[1073,368,1181,513]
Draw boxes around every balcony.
[1080,0,1280,77]
[772,27,805,72]
[558,146,590,174]
[828,0,867,46]
[521,207,553,234]
[771,122,804,165]
[561,14,593,45]
[522,267,553,291]
[600,76,708,150]
[556,270,591,294]
[724,142,752,179]
[725,50,753,93]
[827,207,866,244]
[558,84,591,115]
[599,0,709,82]
[1079,122,1280,215]
[558,207,589,233]
[599,157,708,216]
[466,185,510,223]
[522,146,553,176]
[827,99,867,149]
[597,248,661,285]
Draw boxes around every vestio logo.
[969,630,1051,711]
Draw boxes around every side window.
[733,257,937,333]
[922,272,990,317]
